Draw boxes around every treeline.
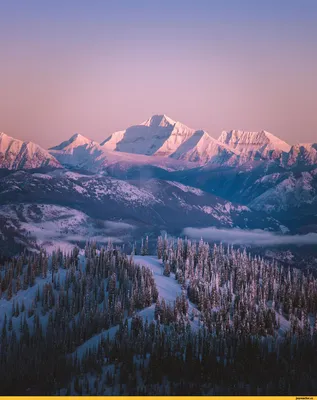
[158,236,317,338]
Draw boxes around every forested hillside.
[0,238,317,395]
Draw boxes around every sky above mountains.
[0,0,316,148]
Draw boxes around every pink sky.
[0,0,316,148]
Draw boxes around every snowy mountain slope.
[248,171,317,212]
[0,170,286,254]
[0,213,40,255]
[101,114,197,156]
[94,148,196,172]
[1,123,317,249]
[75,254,199,360]
[283,143,317,167]
[218,129,291,160]
[100,115,243,166]
[30,116,317,175]
[173,161,317,237]
[0,132,61,170]
[49,132,197,172]
[0,203,136,253]
[152,118,197,157]
[0,204,91,253]
[171,130,239,165]
[49,133,104,168]
[131,178,283,231]
[101,117,297,167]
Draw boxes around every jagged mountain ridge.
[171,130,239,165]
[101,114,197,156]
[2,115,311,171]
[0,132,61,170]
[218,129,291,161]
[101,115,242,165]
[50,115,237,167]
[283,143,317,167]
[49,133,106,169]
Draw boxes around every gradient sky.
[0,0,316,149]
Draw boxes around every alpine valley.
[0,114,317,266]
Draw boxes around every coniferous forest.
[0,237,317,395]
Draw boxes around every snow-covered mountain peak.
[218,129,291,158]
[101,115,196,157]
[141,114,176,128]
[0,131,23,146]
[49,133,104,168]
[100,116,241,164]
[283,142,317,167]
[0,132,61,170]
[50,133,97,152]
[69,133,91,143]
[171,130,239,165]
[291,142,316,151]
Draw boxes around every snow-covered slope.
[47,118,317,172]
[0,132,61,170]
[248,171,317,212]
[218,129,291,160]
[0,169,285,254]
[49,131,197,172]
[49,133,104,168]
[101,115,243,166]
[0,203,136,253]
[171,130,239,165]
[101,114,198,157]
[283,143,317,167]
[50,144,194,173]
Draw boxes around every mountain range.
[0,114,317,263]
[2,114,316,170]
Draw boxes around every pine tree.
[144,236,149,256]
[163,261,171,277]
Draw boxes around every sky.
[0,0,316,149]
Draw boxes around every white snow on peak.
[49,133,104,168]
[100,114,238,164]
[284,142,317,166]
[50,133,97,151]
[101,114,196,157]
[218,129,291,157]
[166,180,205,196]
[0,132,61,170]
[140,114,176,128]
[100,130,125,150]
[154,120,196,157]
[171,130,239,165]
[289,142,317,152]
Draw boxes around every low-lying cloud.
[183,227,317,246]
[67,234,123,244]
[104,221,135,231]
